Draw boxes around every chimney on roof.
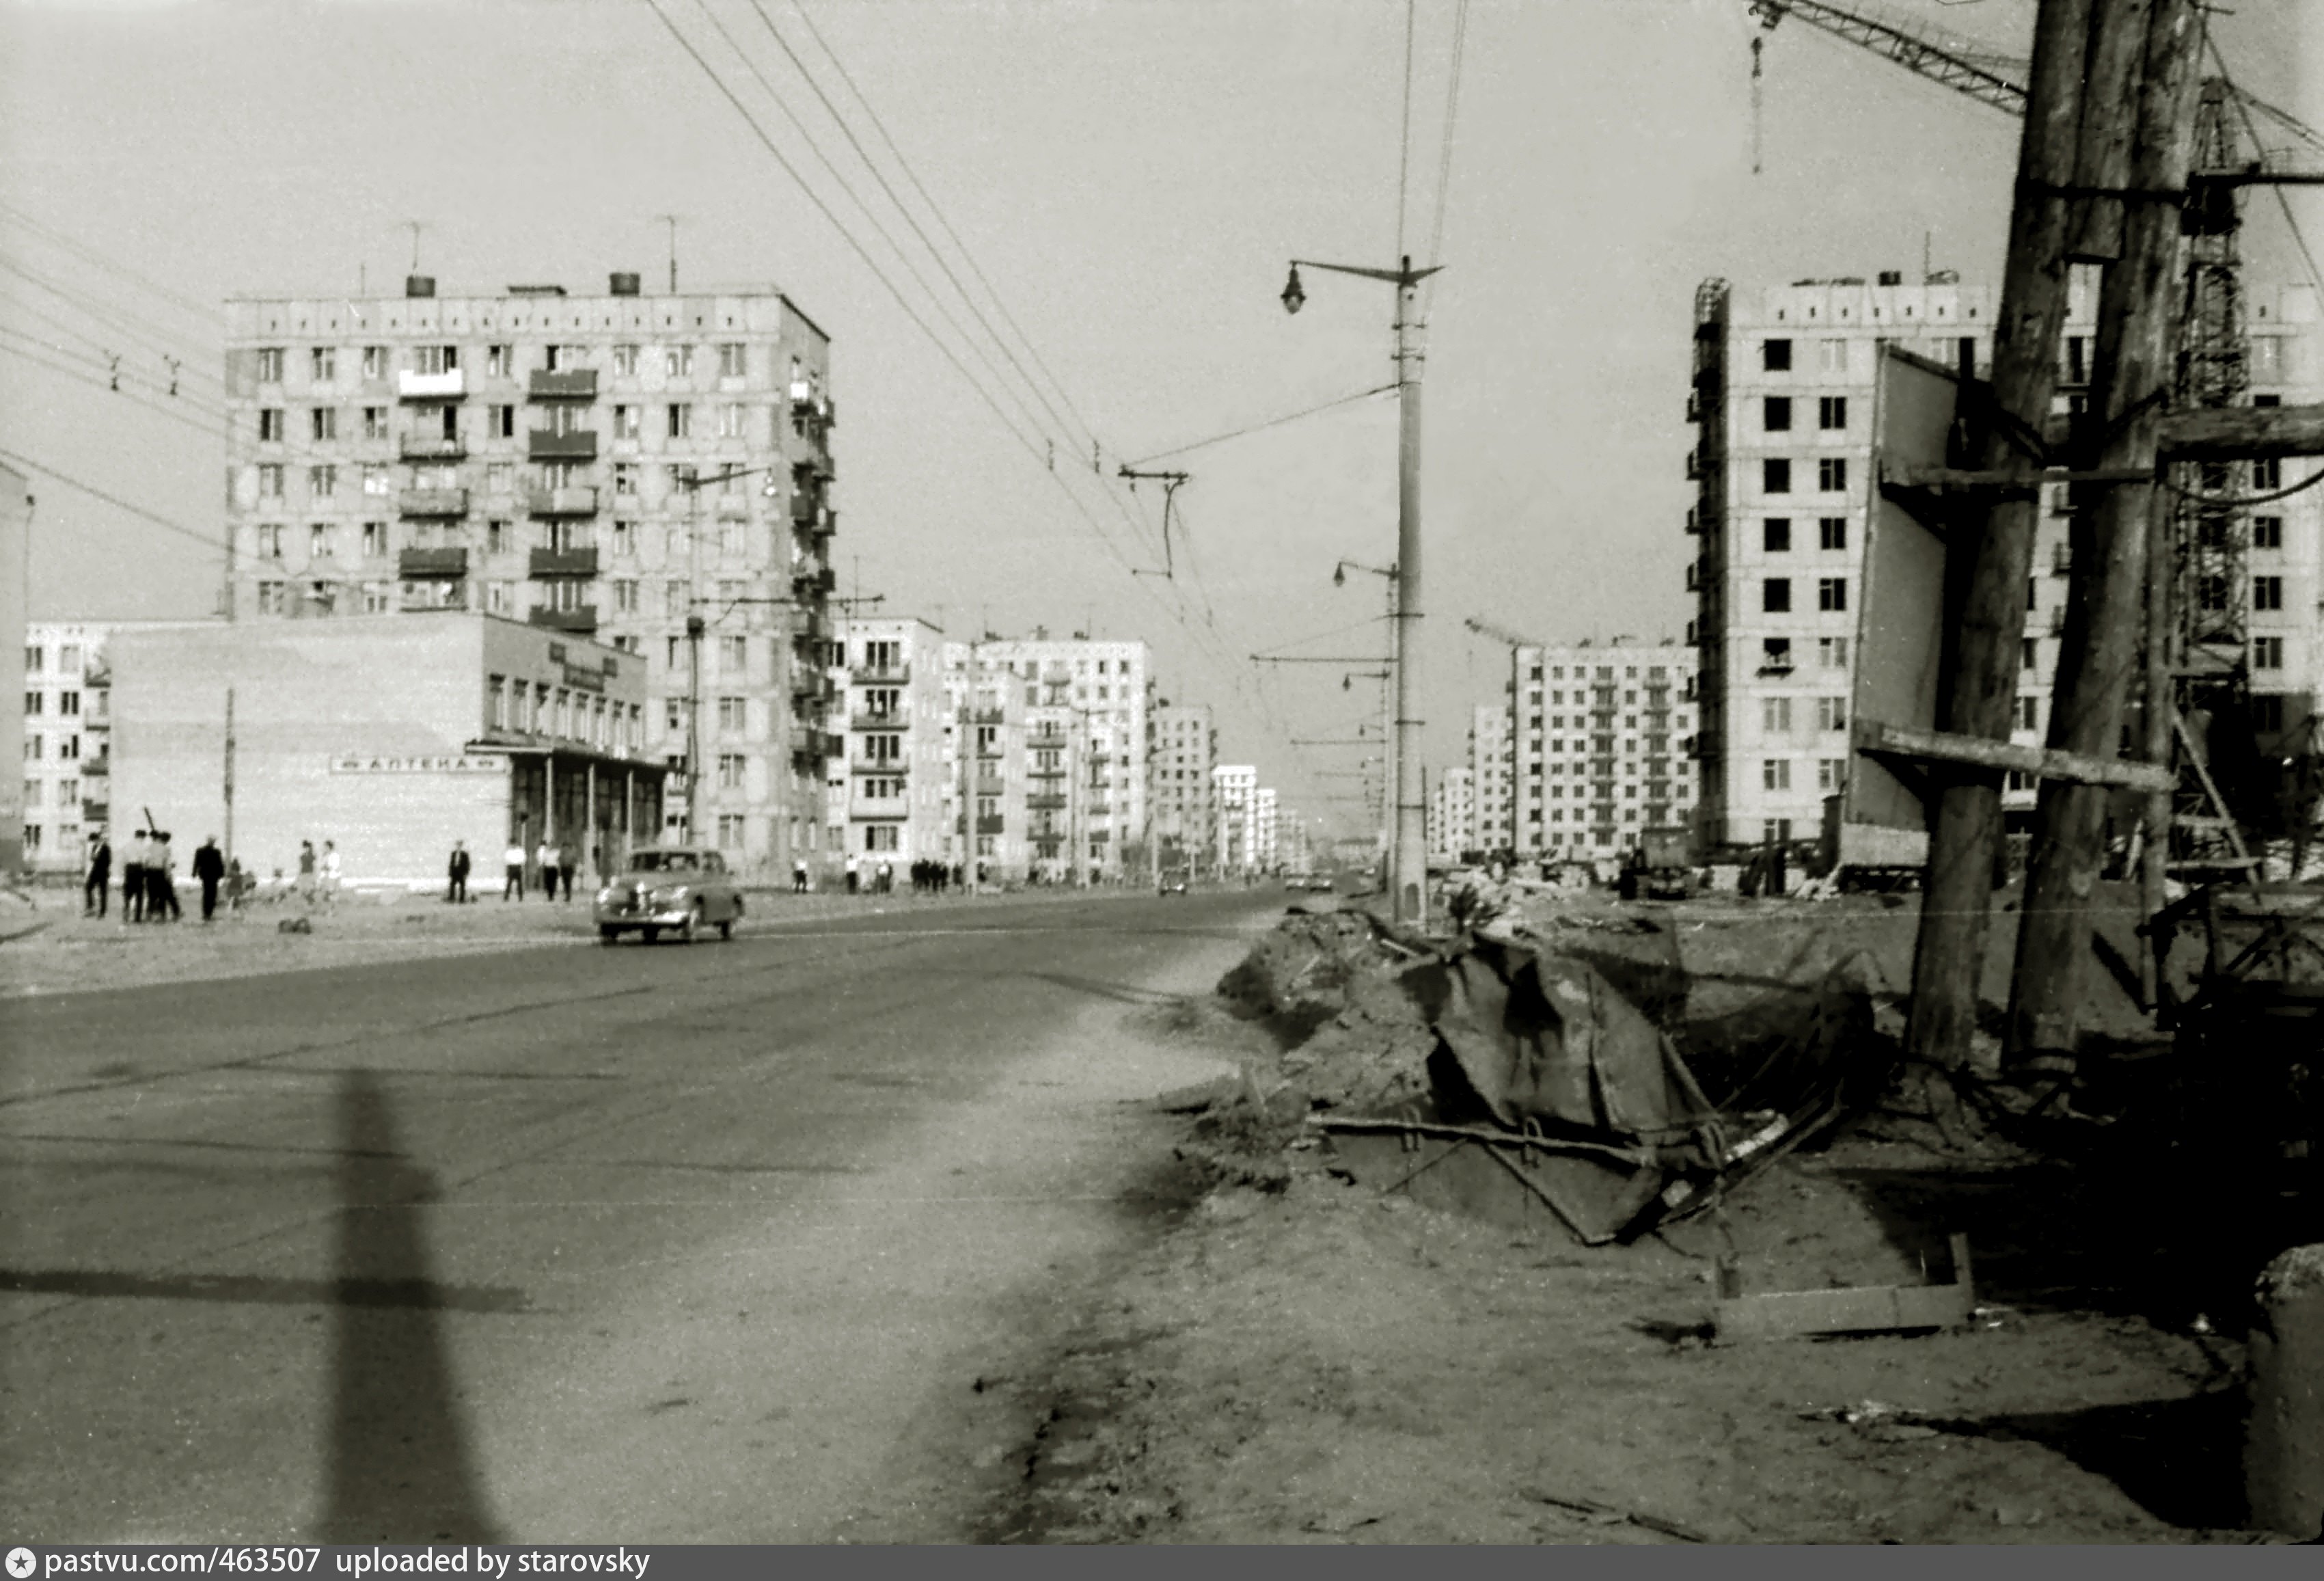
[610,271,642,297]
[1877,269,1904,286]
[405,275,436,298]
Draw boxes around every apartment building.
[1688,271,2323,846]
[943,632,1153,881]
[1428,764,1476,860]
[1151,701,1218,875]
[2,461,24,874]
[824,616,948,869]
[1255,786,1280,871]
[1469,703,1512,855]
[220,272,840,878]
[19,621,194,873]
[1501,639,1697,861]
[938,650,1032,881]
[1214,764,1259,874]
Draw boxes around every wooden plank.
[1714,1280,1976,1341]
[1885,461,2154,489]
[1855,718,2174,792]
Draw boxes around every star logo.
[6,1548,36,1579]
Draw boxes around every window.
[1762,578,1792,613]
[361,406,387,440]
[415,344,458,375]
[718,753,746,789]
[612,344,638,376]
[605,405,638,441]
[2254,575,2284,611]
[666,345,695,379]
[258,409,284,442]
[488,405,515,439]
[717,343,746,378]
[1817,576,1847,612]
[257,580,287,615]
[2254,694,2286,733]
[717,696,746,735]
[666,580,688,616]
[1762,517,1791,552]
[611,520,635,557]
[2254,515,2283,550]
[2017,696,2040,731]
[1763,458,1791,494]
[614,462,639,496]
[1763,396,1792,433]
[1762,759,1791,792]
[256,347,284,382]
[257,463,284,498]
[1817,456,1848,492]
[2021,636,2038,671]
[23,690,42,717]
[256,524,284,560]
[718,634,748,673]
[1762,697,1792,732]
[1762,338,1792,373]
[717,403,746,438]
[310,407,337,442]
[361,346,385,379]
[613,578,638,613]
[1817,759,1846,792]
[1818,515,1847,551]
[1818,338,1846,374]
[2255,457,2282,491]
[309,524,336,560]
[2250,336,2284,381]
[311,347,336,381]
[2254,635,2286,671]
[1816,696,1846,731]
[1818,395,1847,431]
[667,403,692,439]
[306,464,336,500]
[1760,637,1792,672]
[57,645,79,675]
[486,520,510,554]
[487,345,512,378]
[717,813,747,849]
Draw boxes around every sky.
[3,0,2318,842]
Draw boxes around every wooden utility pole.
[2010,0,2203,1061]
[1906,0,2099,1071]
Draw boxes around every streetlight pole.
[1285,254,1440,926]
[1335,558,1397,879]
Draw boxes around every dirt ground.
[974,891,2310,1545]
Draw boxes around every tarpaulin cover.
[1413,936,1710,1142]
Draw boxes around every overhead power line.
[0,200,224,323]
[1124,383,1398,467]
[0,444,230,557]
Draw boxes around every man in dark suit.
[447,840,472,904]
[83,830,111,917]
[192,836,226,921]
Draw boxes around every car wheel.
[642,926,660,945]
[599,925,620,945]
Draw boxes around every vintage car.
[594,847,746,943]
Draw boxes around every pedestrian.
[193,835,225,921]
[227,857,247,912]
[558,839,580,902]
[845,852,860,894]
[320,840,341,908]
[151,833,183,922]
[297,840,318,907]
[792,855,808,893]
[447,839,471,904]
[123,828,149,923]
[502,838,526,902]
[877,858,893,894]
[83,829,111,918]
[537,839,558,904]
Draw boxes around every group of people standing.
[484,838,585,902]
[82,828,233,923]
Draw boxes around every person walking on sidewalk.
[83,830,111,918]
[150,833,183,922]
[122,830,148,923]
[558,839,580,902]
[536,839,558,905]
[319,840,341,909]
[845,852,860,895]
[792,855,808,894]
[193,835,225,921]
[502,839,526,902]
[447,840,471,904]
[297,840,318,907]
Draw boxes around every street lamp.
[1281,254,1441,926]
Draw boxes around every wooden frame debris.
[1853,718,2174,793]
[1713,1233,1976,1343]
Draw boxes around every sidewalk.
[0,880,1139,1001]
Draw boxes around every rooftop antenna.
[404,221,424,272]
[657,214,681,293]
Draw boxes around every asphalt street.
[0,889,1274,1543]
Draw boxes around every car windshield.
[629,852,700,874]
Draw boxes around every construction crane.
[1747,0,2324,856]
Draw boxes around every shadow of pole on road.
[318,1069,503,1544]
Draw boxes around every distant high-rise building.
[220,273,840,876]
[827,616,948,873]
[1151,702,1218,876]
[2,462,30,875]
[1470,703,1512,855]
[1213,764,1259,874]
[1255,786,1279,871]
[1428,765,1475,860]
[1505,639,1697,861]
[20,621,202,872]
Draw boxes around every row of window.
[1760,457,1850,495]
[22,733,84,761]
[249,517,780,564]
[1759,517,1849,553]
[254,458,794,501]
[1523,663,1680,684]
[1757,759,1852,794]
[1760,576,1848,614]
[1759,396,1848,434]
[256,401,780,445]
[22,645,85,675]
[255,343,788,383]
[21,691,83,717]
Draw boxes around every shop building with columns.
[107,612,662,890]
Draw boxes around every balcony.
[526,486,600,517]
[528,369,598,401]
[398,369,466,401]
[527,605,599,634]
[790,494,825,526]
[851,711,907,733]
[81,756,109,777]
[529,548,599,578]
[975,776,1007,797]
[790,673,836,704]
[851,757,907,776]
[1026,764,1066,780]
[972,709,1007,727]
[852,792,909,815]
[1027,793,1067,811]
[400,434,466,462]
[976,814,1005,835]
[398,546,469,578]
[791,565,837,598]
[851,662,909,684]
[398,488,469,518]
[528,430,598,462]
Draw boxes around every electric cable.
[0,444,233,557]
[1123,383,1397,466]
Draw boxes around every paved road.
[0,891,1273,1543]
